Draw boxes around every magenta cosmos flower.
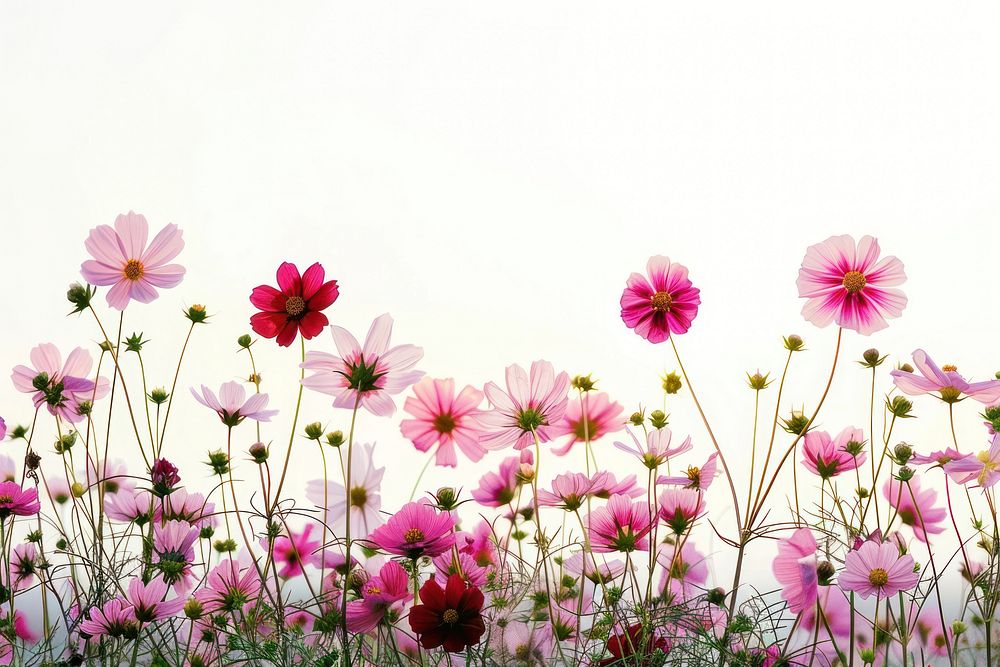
[264,524,322,579]
[400,377,486,467]
[125,576,185,622]
[0,482,41,519]
[587,494,653,553]
[250,262,340,347]
[944,433,1000,488]
[772,527,818,613]
[620,256,701,343]
[883,477,946,543]
[891,349,1000,405]
[301,313,424,417]
[550,392,625,456]
[11,344,109,424]
[796,234,906,335]
[537,472,599,511]
[478,361,570,451]
[658,487,705,535]
[191,381,277,427]
[152,520,199,592]
[657,541,709,602]
[81,211,185,310]
[800,427,866,479]
[346,560,412,633]
[79,598,139,639]
[470,453,526,507]
[838,539,919,599]
[368,501,456,560]
[195,558,263,614]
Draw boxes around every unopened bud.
[706,587,726,606]
[629,412,644,426]
[783,335,804,352]
[893,442,912,464]
[649,410,669,429]
[249,442,269,464]
[325,431,344,447]
[661,372,682,395]
[237,334,253,349]
[571,374,596,392]
[817,560,836,585]
[304,422,324,440]
[71,483,86,498]
[860,348,885,368]
[185,304,209,324]
[887,395,914,418]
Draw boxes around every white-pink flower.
[11,343,109,424]
[81,211,185,310]
[191,381,277,426]
[478,361,570,451]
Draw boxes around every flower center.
[123,259,145,281]
[403,528,425,544]
[517,408,545,432]
[650,291,673,312]
[842,271,867,294]
[686,466,701,486]
[345,354,387,393]
[442,608,460,624]
[350,486,368,508]
[868,568,889,587]
[0,495,12,504]
[433,413,456,434]
[573,417,601,441]
[941,364,958,373]
[284,296,306,317]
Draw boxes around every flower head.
[478,361,570,451]
[368,501,456,560]
[658,452,718,490]
[301,313,424,417]
[400,377,486,467]
[126,576,186,622]
[11,344,109,423]
[657,487,705,535]
[620,256,701,343]
[0,482,40,519]
[772,527,818,613]
[796,234,906,335]
[537,472,598,511]
[838,539,919,599]
[549,392,624,456]
[657,541,709,602]
[883,477,947,543]
[153,520,199,591]
[307,442,384,537]
[943,433,1000,488]
[346,560,411,633]
[614,428,693,470]
[891,350,1000,405]
[264,524,322,579]
[408,574,486,652]
[79,598,139,639]
[191,381,277,427]
[598,624,671,666]
[249,261,340,347]
[195,558,262,614]
[801,428,867,479]
[588,494,653,553]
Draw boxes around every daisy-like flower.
[891,350,1000,404]
[433,551,488,588]
[478,361,570,451]
[80,211,185,310]
[153,520,199,591]
[537,472,598,511]
[493,621,554,666]
[883,477,947,543]
[915,611,952,658]
[368,501,456,560]
[620,255,701,343]
[264,524,322,579]
[249,262,340,347]
[408,574,486,652]
[0,456,12,483]
[105,489,159,525]
[161,489,216,527]
[796,234,906,335]
[771,527,818,613]
[549,392,624,456]
[457,521,498,568]
[589,471,644,499]
[587,494,653,553]
[657,541,709,602]
[9,543,37,591]
[838,539,919,599]
[658,453,719,490]
[800,586,852,641]
[614,428,693,470]
[195,558,263,614]
[563,552,626,584]
[306,442,384,537]
[800,427,866,479]
[0,482,41,519]
[125,576,186,622]
[346,560,412,633]
[943,433,1000,488]
[658,487,705,535]
[191,381,277,427]
[400,377,486,467]
[470,453,526,508]
[11,344,109,424]
[909,447,965,467]
[301,313,424,417]
[81,457,133,495]
[79,598,139,639]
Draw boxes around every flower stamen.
[123,259,145,281]
[842,271,867,294]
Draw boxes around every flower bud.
[184,597,204,620]
[304,422,324,440]
[206,450,230,476]
[661,371,682,395]
[629,412,644,426]
[844,439,866,457]
[817,560,836,585]
[26,530,43,543]
[237,334,253,349]
[249,442,269,463]
[71,482,86,498]
[150,458,181,496]
[898,363,914,373]
[213,539,237,554]
[746,371,771,391]
[781,409,810,436]
[148,387,169,404]
[706,587,726,606]
[434,487,459,511]
[66,282,95,314]
[893,442,912,464]
[124,332,147,353]
[783,335,805,352]
[649,410,669,429]
[75,400,93,416]
[896,466,915,482]
[857,487,869,499]
[860,648,876,664]
[56,538,68,551]
[952,620,967,636]
[10,425,28,440]
[887,395,914,418]
[571,374,596,392]
[54,432,77,454]
[199,526,215,540]
[185,304,209,324]
[325,431,344,447]
[860,348,886,368]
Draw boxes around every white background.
[2,2,999,605]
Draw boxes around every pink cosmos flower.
[458,521,498,568]
[800,427,866,479]
[796,234,906,335]
[0,482,41,519]
[250,262,340,347]
[915,611,952,658]
[0,456,11,483]
[346,560,412,633]
[81,211,185,310]
[196,558,263,614]
[657,541,709,602]
[126,576,186,622]
[307,442,384,537]
[400,377,486,467]
[47,477,71,505]
[79,598,139,639]
[620,255,701,343]
[470,453,526,507]
[800,587,852,641]
[368,501,456,559]
[153,520,199,591]
[161,489,216,527]
[0,418,5,441]
[658,452,719,490]
[771,527,818,614]
[549,392,624,456]
[433,551,488,588]
[587,494,653,553]
[614,427,693,470]
[909,447,965,467]
[301,313,424,417]
[883,477,946,543]
[891,349,1000,404]
[11,344,109,424]
[563,552,626,584]
[9,543,37,591]
[838,539,919,599]
[658,487,705,535]
[105,489,159,525]
[589,471,644,499]
[478,361,570,451]
[537,472,597,511]
[191,381,277,427]
[943,433,1000,488]
[265,524,322,578]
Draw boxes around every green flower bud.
[893,442,913,464]
[860,348,886,368]
[661,371,682,395]
[887,395,914,418]
[206,450,230,476]
[10,425,28,440]
[629,412,644,427]
[434,487,459,511]
[304,422,324,440]
[249,442,269,463]
[649,410,669,429]
[896,466,915,482]
[66,282,96,314]
[844,439,866,457]
[325,431,344,447]
[54,432,77,454]
[860,648,876,664]
[199,526,215,540]
[213,539,237,554]
[571,374,596,392]
[898,363,914,373]
[184,597,204,620]
[185,304,209,324]
[781,409,810,435]
[148,387,169,404]
[746,371,772,391]
[952,620,967,636]
[237,334,253,349]
[124,332,148,353]
[706,587,726,606]
[817,560,836,585]
[783,335,805,352]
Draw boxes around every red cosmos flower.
[250,262,339,347]
[408,574,486,652]
[599,624,671,666]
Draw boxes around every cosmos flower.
[470,452,527,508]
[598,624,671,666]
[306,442,384,537]
[190,381,277,427]
[796,234,906,335]
[838,539,919,599]
[433,551,488,588]
[0,482,41,519]
[105,489,159,525]
[771,527,818,613]
[658,452,719,490]
[800,427,866,479]
[614,427,693,470]
[408,574,486,652]
[587,494,653,553]
[195,558,263,614]
[891,350,1000,404]
[549,392,624,456]
[536,472,598,511]
[152,520,199,592]
[264,524,322,579]
[368,501,456,560]
[80,211,185,309]
[79,598,139,639]
[478,361,570,451]
[250,261,340,347]
[9,543,38,591]
[301,313,424,417]
[346,560,411,633]
[11,344,108,423]
[943,433,1000,488]
[657,541,709,602]
[658,487,705,535]
[620,255,701,343]
[125,576,186,622]
[588,471,644,499]
[883,477,946,543]
[400,377,486,467]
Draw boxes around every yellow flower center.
[124,259,145,281]
[284,296,306,317]
[941,364,958,373]
[350,486,368,508]
[650,291,673,313]
[403,528,425,544]
[0,495,11,504]
[442,609,460,624]
[868,568,889,587]
[842,271,867,294]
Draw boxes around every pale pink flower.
[400,377,486,467]
[620,255,701,342]
[587,494,653,553]
[306,442,384,537]
[909,447,964,467]
[800,587,853,640]
[457,521,498,568]
[549,392,624,456]
[796,234,906,335]
[0,456,14,483]
[11,344,108,423]
[943,433,1000,489]
[883,476,947,543]
[614,427,693,470]
[301,313,424,417]
[161,489,216,527]
[126,576,186,622]
[81,457,133,495]
[478,361,570,451]
[657,541,709,602]
[589,471,644,499]
[81,211,185,309]
[191,381,277,426]
[537,472,597,511]
[433,551,488,588]
[196,558,263,614]
[658,487,705,535]
[891,349,1000,404]
[771,527,818,613]
[562,552,626,584]
[153,520,200,592]
[264,524,322,579]
[346,560,411,633]
[915,611,952,658]
[658,452,719,490]
[9,543,37,591]
[800,427,866,479]
[838,539,919,599]
[105,489,159,525]
[47,477,71,505]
